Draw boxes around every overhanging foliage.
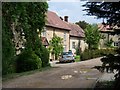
[2,2,49,75]
[83,2,120,26]
[83,2,120,89]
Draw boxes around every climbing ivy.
[2,2,49,75]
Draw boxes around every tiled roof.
[46,11,85,38]
[46,11,71,30]
[67,22,85,37]
[98,23,113,31]
[98,24,120,35]
[41,37,49,46]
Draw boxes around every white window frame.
[64,32,66,41]
[72,42,76,49]
[42,27,46,37]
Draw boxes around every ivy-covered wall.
[2,2,49,75]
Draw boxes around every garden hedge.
[80,48,116,61]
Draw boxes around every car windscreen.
[63,52,73,55]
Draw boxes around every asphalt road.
[2,57,103,88]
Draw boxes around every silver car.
[59,51,75,63]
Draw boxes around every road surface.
[3,57,103,88]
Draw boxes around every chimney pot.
[64,16,68,22]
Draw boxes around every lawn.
[75,55,80,62]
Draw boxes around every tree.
[85,24,101,49]
[49,35,63,60]
[2,2,49,74]
[83,2,120,26]
[83,1,120,89]
[75,20,89,30]
[76,40,81,55]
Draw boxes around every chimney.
[64,16,68,22]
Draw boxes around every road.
[2,57,103,88]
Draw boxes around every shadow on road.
[56,62,74,64]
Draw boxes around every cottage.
[63,16,86,54]
[98,23,120,48]
[41,11,86,60]
[41,11,71,52]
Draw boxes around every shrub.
[80,49,116,61]
[35,45,50,67]
[40,46,50,67]
[76,47,80,55]
[2,3,48,75]
[75,55,80,62]
[16,50,42,73]
[2,22,16,75]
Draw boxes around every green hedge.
[16,50,42,73]
[35,45,50,67]
[80,49,116,61]
[75,55,80,62]
[2,19,16,75]
[40,46,50,67]
[2,2,49,75]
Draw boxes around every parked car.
[59,51,75,63]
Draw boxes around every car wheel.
[59,61,62,63]
[72,60,75,62]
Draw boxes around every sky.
[47,1,103,24]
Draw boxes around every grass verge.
[75,55,80,62]
[2,66,51,82]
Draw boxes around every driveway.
[2,57,103,88]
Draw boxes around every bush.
[80,49,116,61]
[16,50,42,73]
[75,55,80,62]
[40,46,50,67]
[81,50,92,60]
[35,45,50,67]
[76,47,80,55]
[2,22,16,75]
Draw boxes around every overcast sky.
[47,1,103,24]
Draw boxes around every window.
[43,31,46,37]
[42,27,46,37]
[114,42,119,47]
[64,32,66,41]
[63,45,67,52]
[72,42,75,49]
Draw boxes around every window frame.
[72,42,76,49]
